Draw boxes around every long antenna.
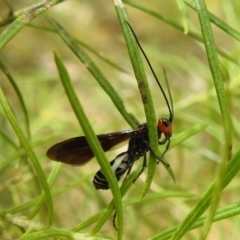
[163,68,174,121]
[126,21,174,121]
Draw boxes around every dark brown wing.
[46,129,135,166]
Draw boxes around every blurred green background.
[0,0,240,239]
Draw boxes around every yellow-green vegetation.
[0,0,240,239]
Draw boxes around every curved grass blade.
[53,52,123,239]
[192,1,233,238]
[0,60,30,137]
[0,0,64,50]
[0,88,54,226]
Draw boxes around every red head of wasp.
[46,22,174,190]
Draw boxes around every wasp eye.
[162,118,170,127]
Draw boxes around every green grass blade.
[53,52,123,239]
[113,0,174,197]
[193,1,232,239]
[0,0,64,50]
[0,88,54,226]
[0,60,30,137]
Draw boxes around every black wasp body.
[92,120,172,189]
[47,119,172,190]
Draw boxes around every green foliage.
[0,0,240,239]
